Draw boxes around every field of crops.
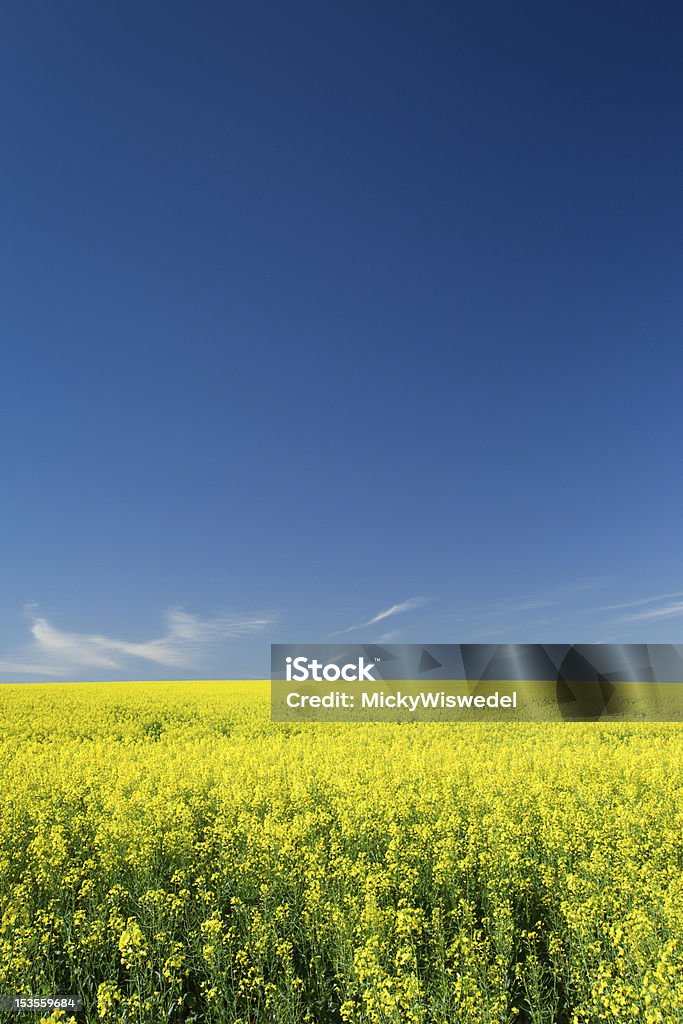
[0,681,681,1024]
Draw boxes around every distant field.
[0,681,681,1024]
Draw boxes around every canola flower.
[0,681,681,1023]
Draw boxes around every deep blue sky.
[1,1,682,679]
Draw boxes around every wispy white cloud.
[330,597,429,637]
[376,629,401,643]
[448,580,608,624]
[366,598,429,625]
[598,592,683,613]
[618,600,683,623]
[0,606,274,678]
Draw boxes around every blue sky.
[1,1,682,680]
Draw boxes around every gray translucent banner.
[271,643,683,722]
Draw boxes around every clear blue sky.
[1,1,682,680]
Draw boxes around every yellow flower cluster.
[0,681,681,1023]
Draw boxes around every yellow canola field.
[0,681,681,1024]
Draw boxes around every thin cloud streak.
[618,601,683,623]
[0,607,274,678]
[598,592,683,612]
[375,629,401,644]
[448,580,609,624]
[329,597,429,636]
